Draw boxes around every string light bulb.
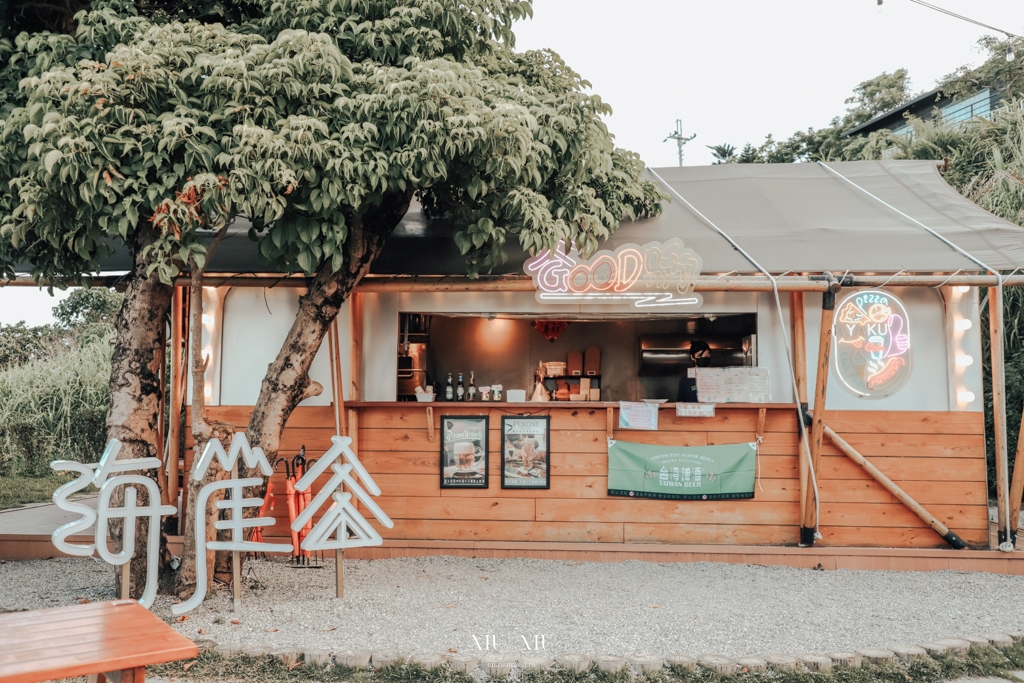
[956,285,971,294]
[954,318,973,332]
[1008,45,1016,62]
[957,390,976,404]
[955,354,974,367]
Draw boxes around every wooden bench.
[0,599,198,683]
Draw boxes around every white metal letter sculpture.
[173,432,293,614]
[50,439,176,608]
[292,435,394,550]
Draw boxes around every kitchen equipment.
[584,346,601,376]
[567,351,583,376]
[397,342,428,400]
[638,335,746,376]
[507,389,527,402]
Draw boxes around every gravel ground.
[3,555,1024,658]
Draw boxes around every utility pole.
[664,119,696,167]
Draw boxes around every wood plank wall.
[186,405,989,550]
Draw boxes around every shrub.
[0,338,112,475]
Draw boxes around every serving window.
[395,313,757,402]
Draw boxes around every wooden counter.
[189,402,989,551]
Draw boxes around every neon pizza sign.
[524,239,704,308]
[833,290,912,398]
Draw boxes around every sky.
[514,0,1024,167]
[1,0,1021,326]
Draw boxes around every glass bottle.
[467,371,477,402]
[456,373,465,401]
[445,373,454,401]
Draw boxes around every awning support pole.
[989,286,1012,546]
[349,294,363,402]
[789,292,810,533]
[801,280,837,546]
[824,425,966,548]
[1009,413,1024,543]
[168,285,183,522]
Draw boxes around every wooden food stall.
[176,160,1024,566]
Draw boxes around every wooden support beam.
[426,406,435,443]
[824,425,967,549]
[155,324,168,506]
[178,288,191,534]
[327,322,342,436]
[607,407,615,440]
[168,286,183,524]
[8,273,1024,291]
[348,409,359,455]
[801,284,837,546]
[349,294,363,402]
[989,286,1012,546]
[789,291,810,534]
[1009,411,1024,541]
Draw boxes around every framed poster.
[501,416,551,489]
[441,416,489,488]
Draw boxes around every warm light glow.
[833,290,912,398]
[954,318,973,332]
[203,287,217,294]
[201,314,214,327]
[957,390,976,404]
[204,384,212,398]
[956,286,971,294]
[525,238,703,308]
[955,354,974,367]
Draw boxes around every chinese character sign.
[173,433,293,615]
[833,290,912,398]
[51,439,176,608]
[524,239,704,309]
[291,435,394,551]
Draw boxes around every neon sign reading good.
[524,238,704,308]
[833,290,912,398]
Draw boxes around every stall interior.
[397,313,757,402]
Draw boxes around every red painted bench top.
[0,599,198,683]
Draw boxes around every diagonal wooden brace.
[824,425,966,549]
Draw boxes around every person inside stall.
[675,340,712,402]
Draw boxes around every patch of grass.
[0,473,84,509]
[149,643,1024,683]
[0,338,111,477]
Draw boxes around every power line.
[881,0,1021,40]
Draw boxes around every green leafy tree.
[1,0,662,594]
[53,287,123,327]
[731,69,912,163]
[941,35,1024,102]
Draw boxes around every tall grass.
[0,338,111,476]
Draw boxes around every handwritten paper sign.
[696,368,772,403]
[676,403,716,417]
[618,401,659,430]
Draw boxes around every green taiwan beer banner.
[607,439,757,500]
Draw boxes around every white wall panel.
[219,288,333,406]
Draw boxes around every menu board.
[618,401,659,430]
[695,368,771,404]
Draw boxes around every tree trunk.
[176,228,234,596]
[106,223,174,598]
[243,190,414,487]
